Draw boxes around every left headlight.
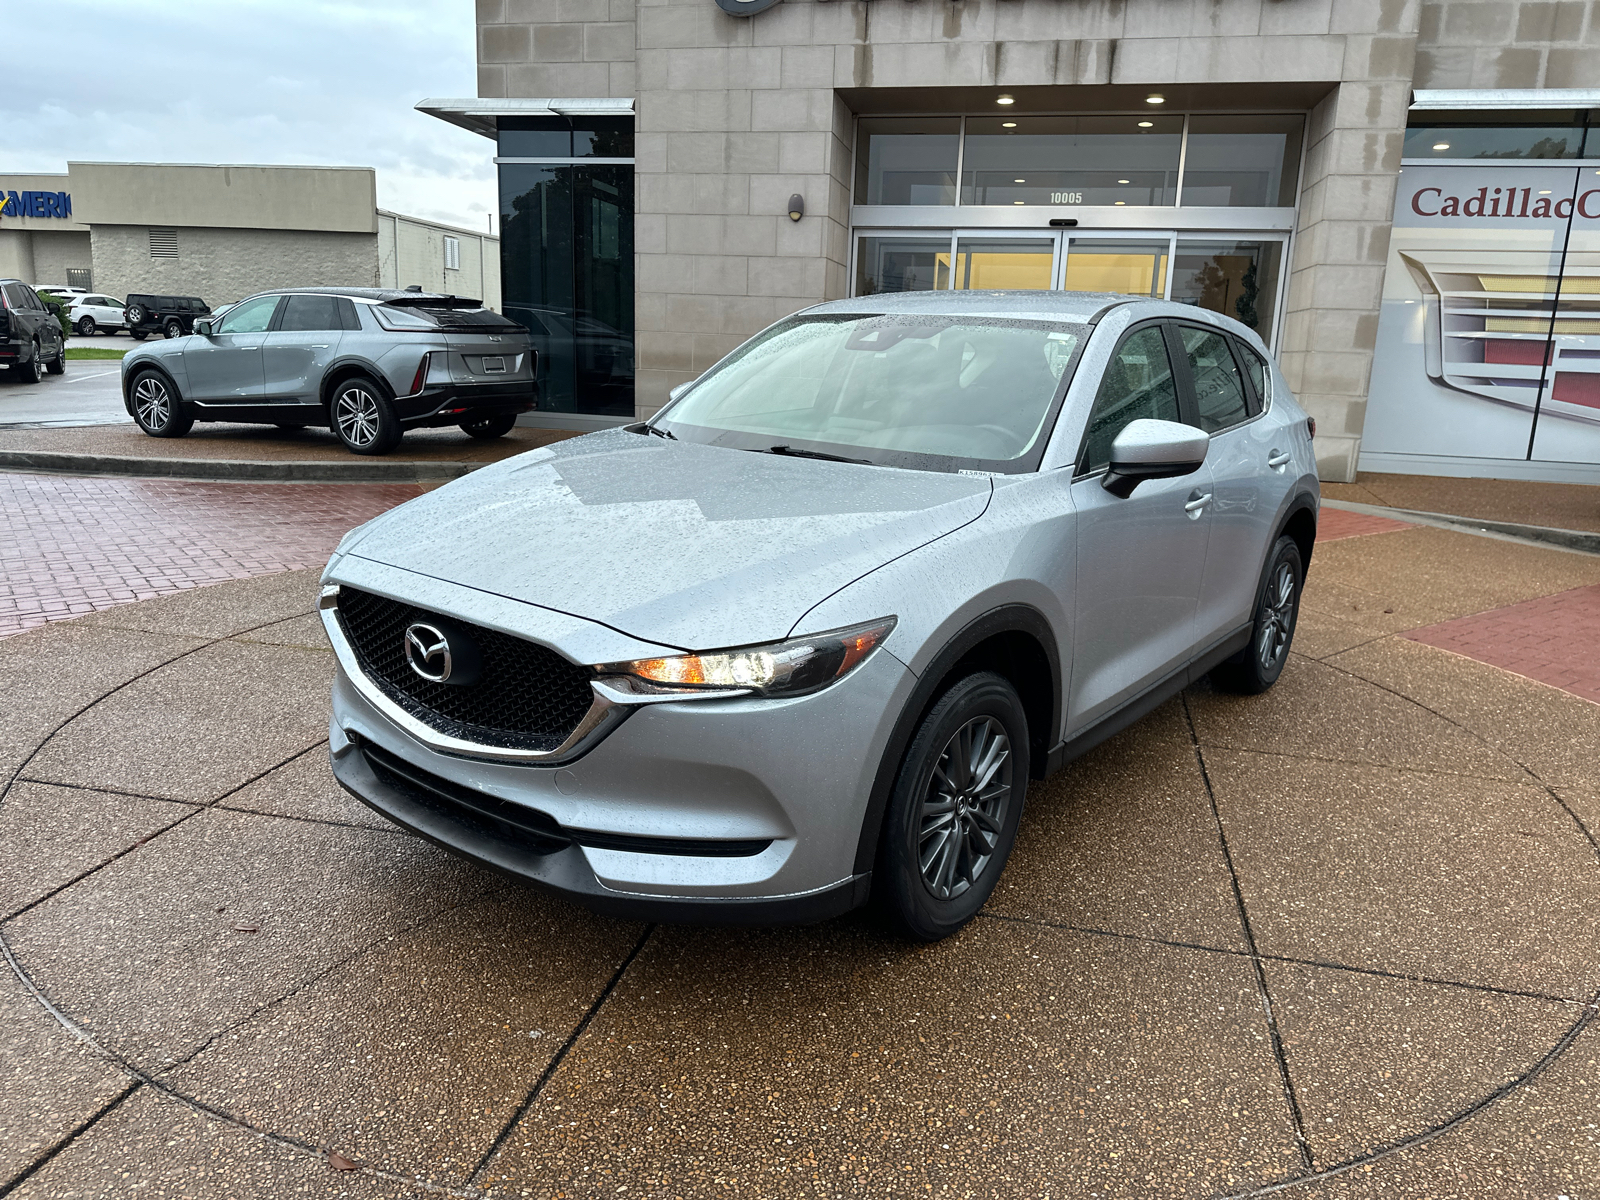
[595,617,897,699]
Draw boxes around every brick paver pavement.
[1405,582,1600,705]
[0,472,421,638]
[1315,506,1416,541]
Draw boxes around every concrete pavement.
[1,510,1598,1197]
[0,360,128,429]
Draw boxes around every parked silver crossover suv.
[121,288,536,454]
[321,291,1319,940]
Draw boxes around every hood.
[346,429,991,650]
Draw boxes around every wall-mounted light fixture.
[787,193,804,221]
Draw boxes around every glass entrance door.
[1060,234,1175,298]
[952,234,1058,290]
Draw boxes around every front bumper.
[322,563,916,923]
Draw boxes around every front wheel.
[130,370,193,438]
[459,411,517,439]
[77,316,97,337]
[874,672,1030,942]
[1210,535,1303,695]
[45,340,65,374]
[331,377,402,455]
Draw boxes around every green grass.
[66,347,130,360]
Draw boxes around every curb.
[1322,498,1600,556]
[0,450,481,484]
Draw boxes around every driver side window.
[1078,325,1180,473]
[217,294,280,335]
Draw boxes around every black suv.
[0,280,66,382]
[125,294,210,340]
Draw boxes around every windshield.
[654,313,1085,472]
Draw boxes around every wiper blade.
[644,424,676,440]
[766,444,871,464]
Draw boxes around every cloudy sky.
[5,0,494,231]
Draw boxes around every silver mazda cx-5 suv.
[320,291,1318,941]
[121,288,536,454]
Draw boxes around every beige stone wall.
[377,212,502,308]
[90,225,379,307]
[28,231,95,288]
[71,163,378,235]
[1416,0,1600,87]
[476,0,637,98]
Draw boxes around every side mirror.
[192,319,214,337]
[1102,418,1209,498]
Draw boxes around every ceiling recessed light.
[1117,179,1130,184]
[1138,121,1154,128]
[1146,94,1165,104]
[1002,121,1017,128]
[1013,200,1025,205]
[1433,142,1450,151]
[1014,178,1026,183]
[1114,200,1126,206]
[997,95,1014,105]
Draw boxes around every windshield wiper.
[644,424,676,440]
[765,444,871,464]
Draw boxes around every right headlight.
[595,617,897,699]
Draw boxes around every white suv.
[64,294,127,336]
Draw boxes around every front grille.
[336,586,595,752]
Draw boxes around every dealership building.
[0,162,499,312]
[413,0,1600,481]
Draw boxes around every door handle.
[1267,449,1292,470]
[1184,490,1213,519]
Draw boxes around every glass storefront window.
[961,116,1182,207]
[500,163,635,417]
[951,238,1054,289]
[855,236,951,295]
[1062,240,1169,298]
[855,118,960,205]
[1170,240,1283,345]
[1402,125,1585,160]
[1181,115,1303,207]
[499,116,634,159]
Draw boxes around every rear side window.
[1178,325,1249,433]
[278,294,344,332]
[1237,340,1270,411]
[1079,325,1181,473]
[337,298,361,330]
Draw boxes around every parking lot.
[2,495,1597,1198]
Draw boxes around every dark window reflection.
[1402,124,1584,160]
[855,118,960,205]
[1171,241,1283,346]
[961,115,1182,207]
[1181,115,1303,207]
[499,116,634,159]
[500,163,634,416]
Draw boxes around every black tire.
[45,340,65,374]
[162,318,183,339]
[77,316,97,336]
[125,304,148,327]
[129,370,193,438]
[459,411,517,439]
[874,671,1030,942]
[14,341,41,384]
[330,376,402,455]
[1210,535,1303,695]
[130,330,149,341]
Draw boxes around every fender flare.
[853,603,1061,876]
[1274,489,1320,569]
[122,359,187,415]
[320,358,393,411]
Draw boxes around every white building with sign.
[0,162,499,311]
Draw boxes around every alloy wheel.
[133,376,170,429]
[917,716,1012,900]
[1256,561,1297,671]
[335,386,381,448]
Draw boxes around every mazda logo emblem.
[404,622,453,683]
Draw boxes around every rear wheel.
[459,411,517,439]
[76,316,97,337]
[874,672,1029,942]
[162,318,183,339]
[331,376,402,455]
[1210,535,1303,695]
[14,340,41,384]
[130,370,193,438]
[130,330,149,341]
